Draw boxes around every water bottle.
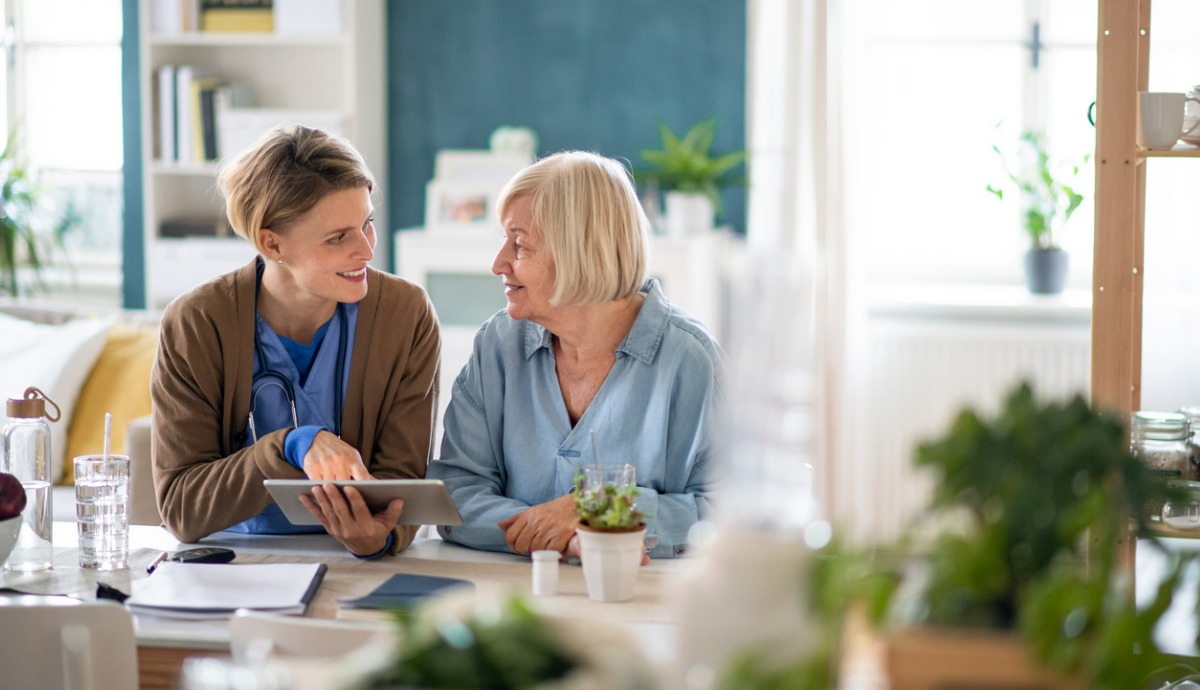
[2,387,60,571]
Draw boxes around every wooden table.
[1,523,684,689]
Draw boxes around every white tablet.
[263,479,463,527]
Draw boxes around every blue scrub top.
[228,303,358,535]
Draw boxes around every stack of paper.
[126,562,327,620]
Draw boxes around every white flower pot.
[575,525,646,602]
[664,191,714,239]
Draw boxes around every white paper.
[126,562,325,620]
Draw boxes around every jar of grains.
[1131,411,1191,521]
[1180,406,1200,481]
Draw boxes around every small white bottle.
[2,387,60,572]
[531,550,559,596]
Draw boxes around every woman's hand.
[498,493,578,554]
[302,430,371,480]
[299,483,403,556]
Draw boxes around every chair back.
[0,596,137,690]
[228,609,396,662]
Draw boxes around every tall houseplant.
[638,117,745,238]
[0,127,73,297]
[986,130,1087,295]
[863,383,1192,690]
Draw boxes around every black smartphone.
[171,547,235,564]
[148,547,236,573]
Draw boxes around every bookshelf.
[135,0,386,308]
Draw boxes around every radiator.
[836,316,1091,542]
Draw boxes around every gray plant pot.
[1024,247,1069,295]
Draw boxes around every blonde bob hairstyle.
[496,151,649,306]
[217,123,375,254]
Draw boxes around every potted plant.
[638,117,746,239]
[573,464,646,603]
[863,382,1194,690]
[0,126,74,297]
[986,129,1087,295]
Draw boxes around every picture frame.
[424,180,500,231]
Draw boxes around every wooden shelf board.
[1137,146,1200,158]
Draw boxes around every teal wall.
[386,1,747,239]
[121,0,144,308]
[121,1,747,304]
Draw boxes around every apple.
[0,472,26,520]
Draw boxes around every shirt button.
[444,526,453,536]
[673,544,687,556]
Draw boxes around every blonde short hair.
[217,123,375,254]
[496,151,649,306]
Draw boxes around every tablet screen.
[263,479,463,527]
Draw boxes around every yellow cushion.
[62,322,158,485]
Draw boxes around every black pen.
[146,552,168,574]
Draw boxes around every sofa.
[0,299,160,526]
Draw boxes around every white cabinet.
[394,227,740,448]
[137,0,386,308]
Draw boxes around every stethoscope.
[247,268,349,443]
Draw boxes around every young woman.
[152,124,440,557]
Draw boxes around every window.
[841,0,1097,288]
[5,0,123,293]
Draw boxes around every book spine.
[157,65,177,164]
[200,1,274,33]
[199,85,218,161]
[174,65,195,164]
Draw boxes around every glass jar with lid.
[1186,86,1200,146]
[1181,406,1200,481]
[1131,411,1190,521]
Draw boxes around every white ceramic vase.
[664,191,714,239]
[575,525,646,602]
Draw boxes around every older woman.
[427,151,723,559]
[151,124,440,557]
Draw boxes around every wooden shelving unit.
[1094,1,1200,559]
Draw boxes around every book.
[174,64,196,165]
[190,76,223,162]
[150,0,182,35]
[156,65,177,164]
[337,573,472,621]
[275,0,342,37]
[126,561,327,620]
[201,0,273,33]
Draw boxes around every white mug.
[1137,92,1200,150]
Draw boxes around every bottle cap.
[6,386,61,422]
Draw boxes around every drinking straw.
[103,412,113,461]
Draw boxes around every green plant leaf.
[987,128,1088,249]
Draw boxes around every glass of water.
[73,454,130,570]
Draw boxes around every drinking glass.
[580,464,636,494]
[73,454,130,570]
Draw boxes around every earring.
[276,259,284,266]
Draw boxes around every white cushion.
[0,312,114,483]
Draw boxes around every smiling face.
[260,186,376,309]
[492,194,558,324]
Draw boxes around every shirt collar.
[522,278,668,365]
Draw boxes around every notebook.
[125,562,327,620]
[337,573,473,621]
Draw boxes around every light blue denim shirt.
[428,279,724,558]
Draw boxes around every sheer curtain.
[744,0,854,526]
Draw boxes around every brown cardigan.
[150,258,440,552]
